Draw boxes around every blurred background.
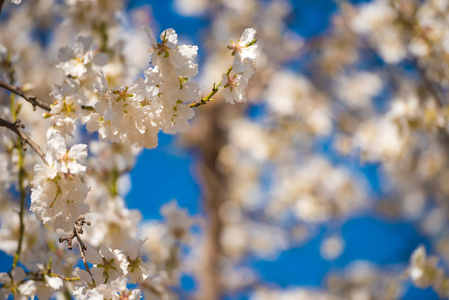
[123,1,441,299]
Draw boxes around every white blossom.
[408,245,448,293]
[30,130,89,232]
[143,27,199,76]
[161,200,194,242]
[123,239,150,284]
[57,36,107,79]
[49,80,85,137]
[0,267,27,299]
[73,267,106,299]
[85,246,128,283]
[221,69,254,104]
[227,28,258,74]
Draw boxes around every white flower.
[30,130,89,232]
[83,197,141,249]
[409,245,443,288]
[19,274,63,300]
[123,239,150,284]
[110,277,142,299]
[221,69,254,104]
[73,267,106,299]
[57,36,107,79]
[31,170,90,232]
[160,99,195,134]
[11,0,22,4]
[139,222,170,265]
[17,280,36,299]
[49,81,85,137]
[86,246,128,283]
[0,267,27,299]
[83,73,162,149]
[45,129,87,175]
[161,200,194,242]
[143,27,198,76]
[227,28,258,74]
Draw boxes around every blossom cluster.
[31,129,89,232]
[0,0,258,298]
[407,245,449,297]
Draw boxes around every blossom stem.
[0,117,48,165]
[81,105,95,111]
[59,217,94,284]
[46,272,81,282]
[74,228,94,282]
[0,79,51,111]
[188,66,233,108]
[10,94,26,270]
[110,169,119,196]
[96,22,109,53]
[27,271,81,282]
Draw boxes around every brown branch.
[0,0,5,15]
[0,79,51,111]
[0,117,47,164]
[59,217,93,278]
[191,104,228,300]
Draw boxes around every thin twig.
[188,92,217,108]
[0,79,51,111]
[189,66,233,108]
[0,0,5,15]
[12,131,26,269]
[9,96,27,270]
[0,117,47,164]
[59,217,93,278]
[75,228,92,277]
[27,271,80,282]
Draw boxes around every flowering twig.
[59,217,93,278]
[188,85,219,108]
[28,270,80,282]
[0,118,48,165]
[189,66,233,108]
[0,79,51,111]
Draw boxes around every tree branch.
[0,0,5,15]
[192,104,228,300]
[0,79,51,111]
[0,118,47,164]
[59,217,93,278]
